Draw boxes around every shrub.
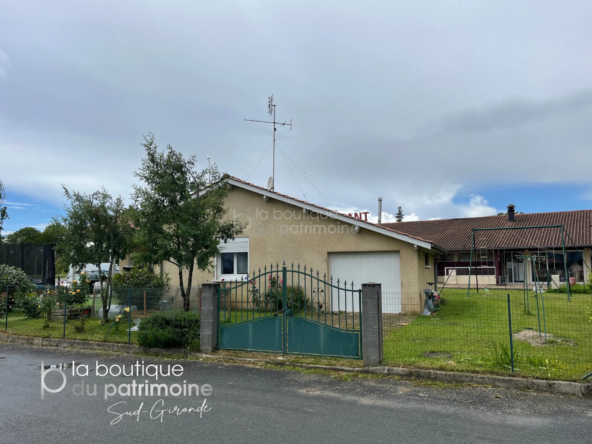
[16,292,41,318]
[547,283,591,294]
[112,267,170,310]
[247,276,313,313]
[137,310,200,349]
[72,315,87,333]
[0,264,36,295]
[64,274,91,305]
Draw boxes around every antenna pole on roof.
[244,95,292,191]
[206,156,211,184]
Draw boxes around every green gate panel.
[287,318,361,358]
[219,317,283,352]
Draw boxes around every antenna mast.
[244,94,292,190]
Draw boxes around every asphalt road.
[0,344,591,444]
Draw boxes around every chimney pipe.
[507,204,515,222]
[378,197,383,225]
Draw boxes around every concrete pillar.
[361,283,383,366]
[200,283,220,353]
[584,248,591,285]
[524,249,530,284]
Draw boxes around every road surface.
[0,344,590,443]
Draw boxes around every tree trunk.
[184,262,194,312]
[98,263,109,322]
[90,271,98,318]
[107,254,114,312]
[178,267,186,310]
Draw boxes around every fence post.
[5,285,9,331]
[63,286,67,339]
[200,283,220,353]
[507,293,514,373]
[361,283,382,366]
[127,288,132,344]
[282,267,288,354]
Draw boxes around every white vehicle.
[59,263,119,286]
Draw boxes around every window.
[217,238,249,279]
[221,252,248,275]
[479,251,493,261]
[458,252,472,261]
[222,253,234,274]
[424,253,430,268]
[441,252,455,262]
[447,267,495,276]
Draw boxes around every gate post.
[200,283,220,353]
[361,283,383,366]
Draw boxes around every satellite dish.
[267,177,274,191]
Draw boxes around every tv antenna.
[245,94,292,191]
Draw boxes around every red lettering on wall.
[344,211,370,222]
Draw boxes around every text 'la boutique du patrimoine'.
[41,361,213,400]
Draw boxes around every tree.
[41,220,69,274]
[0,180,8,241]
[396,206,404,223]
[59,188,135,321]
[40,220,68,244]
[5,227,43,244]
[132,134,243,311]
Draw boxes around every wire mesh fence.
[2,284,202,344]
[382,288,592,381]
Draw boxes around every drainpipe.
[378,198,382,225]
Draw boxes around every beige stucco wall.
[417,251,435,288]
[123,186,430,313]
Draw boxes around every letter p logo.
[41,361,67,399]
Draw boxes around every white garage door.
[329,251,402,314]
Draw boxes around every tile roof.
[380,210,592,251]
[225,176,442,247]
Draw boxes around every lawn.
[3,288,590,381]
[383,289,592,381]
[3,312,138,344]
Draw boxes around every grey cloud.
[418,90,592,136]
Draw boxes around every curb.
[1,333,590,398]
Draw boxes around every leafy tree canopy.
[0,180,9,237]
[5,227,43,244]
[132,133,242,310]
[396,206,404,223]
[59,187,135,321]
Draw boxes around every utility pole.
[207,156,211,184]
[245,95,292,190]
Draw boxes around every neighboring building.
[120,176,447,314]
[382,205,592,289]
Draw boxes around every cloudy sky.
[1,0,592,233]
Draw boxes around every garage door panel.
[329,252,401,314]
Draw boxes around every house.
[382,205,592,289]
[122,176,446,314]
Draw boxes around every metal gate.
[217,263,362,359]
